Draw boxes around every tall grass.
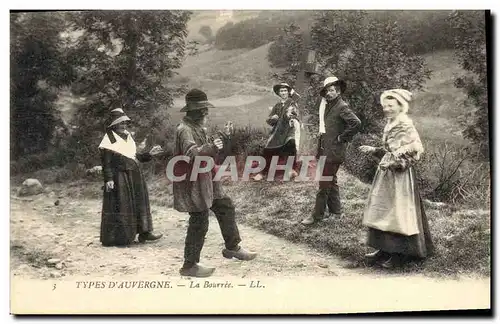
[224,173,490,277]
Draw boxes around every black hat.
[180,89,215,112]
[107,108,131,128]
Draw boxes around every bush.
[224,126,268,174]
[448,11,489,159]
[343,133,382,184]
[198,25,214,44]
[142,124,269,178]
[10,147,79,175]
[343,133,490,207]
[229,126,268,157]
[416,139,490,206]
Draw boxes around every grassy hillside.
[174,46,470,139]
[412,50,469,145]
[185,10,261,42]
[178,42,281,88]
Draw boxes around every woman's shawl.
[98,130,137,160]
[379,114,424,171]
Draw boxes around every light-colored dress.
[362,114,434,258]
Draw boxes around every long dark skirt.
[100,168,153,246]
[261,139,299,175]
[367,189,435,259]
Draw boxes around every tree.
[269,11,432,182]
[267,23,303,68]
[310,11,431,134]
[198,25,214,44]
[448,10,489,159]
[10,12,76,159]
[65,10,191,165]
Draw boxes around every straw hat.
[320,76,347,97]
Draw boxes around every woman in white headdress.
[98,108,164,247]
[359,89,434,269]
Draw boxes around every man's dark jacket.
[318,97,361,163]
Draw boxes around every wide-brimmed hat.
[320,76,347,97]
[380,89,412,114]
[180,89,215,112]
[107,108,131,128]
[273,82,293,96]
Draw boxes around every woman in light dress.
[359,89,434,269]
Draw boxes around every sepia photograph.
[8,7,492,315]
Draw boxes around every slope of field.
[412,50,469,144]
[169,92,277,128]
[54,45,473,150]
[173,46,471,142]
[178,43,281,88]
[185,10,261,43]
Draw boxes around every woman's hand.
[271,114,279,120]
[359,145,376,154]
[105,180,114,192]
[149,145,164,156]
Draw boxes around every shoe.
[253,173,264,181]
[222,246,257,261]
[364,250,387,266]
[179,264,215,277]
[323,213,342,221]
[381,254,401,269]
[301,216,317,225]
[287,170,299,179]
[138,232,163,243]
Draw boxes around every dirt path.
[10,192,491,313]
[10,193,358,280]
[10,192,491,285]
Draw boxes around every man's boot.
[301,215,317,225]
[222,246,257,261]
[179,263,216,278]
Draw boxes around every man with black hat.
[172,89,257,278]
[301,76,361,225]
[253,82,302,181]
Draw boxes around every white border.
[2,2,497,323]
